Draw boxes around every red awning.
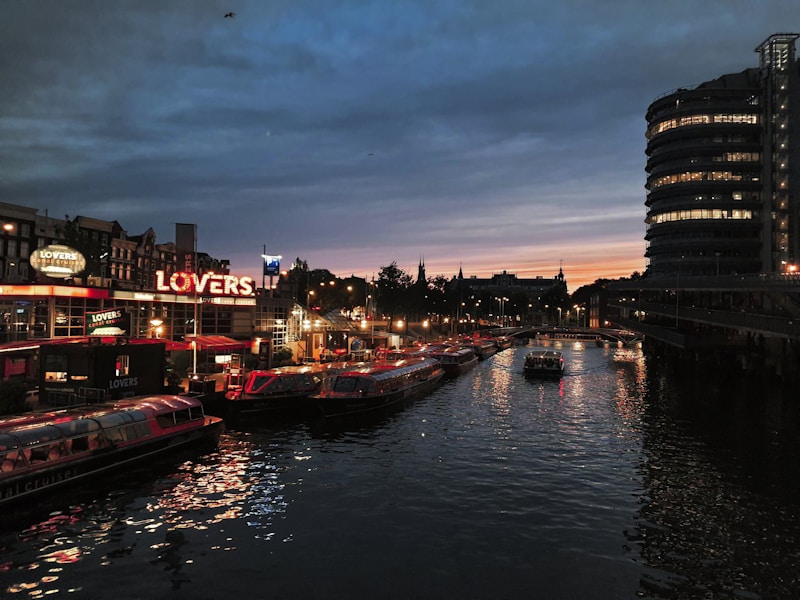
[184,335,248,351]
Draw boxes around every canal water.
[1,342,799,599]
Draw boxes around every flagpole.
[192,224,198,374]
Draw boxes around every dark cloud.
[1,0,796,288]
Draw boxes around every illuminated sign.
[263,255,281,276]
[29,245,86,279]
[86,307,130,336]
[155,270,255,297]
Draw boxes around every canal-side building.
[608,33,800,379]
[645,33,800,277]
[0,201,336,384]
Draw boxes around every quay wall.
[641,333,800,385]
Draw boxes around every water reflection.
[633,364,800,598]
[1,345,799,598]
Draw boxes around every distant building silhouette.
[645,33,800,277]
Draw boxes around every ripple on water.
[1,346,799,598]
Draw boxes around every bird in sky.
[224,12,235,18]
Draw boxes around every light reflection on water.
[0,344,799,598]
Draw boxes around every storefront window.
[44,354,68,382]
[116,355,130,376]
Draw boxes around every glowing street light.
[150,318,164,339]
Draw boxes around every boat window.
[332,377,358,393]
[295,373,316,389]
[173,409,193,424]
[95,412,135,428]
[0,434,23,471]
[358,378,377,394]
[54,418,101,437]
[14,424,65,447]
[156,408,199,428]
[247,374,274,393]
[51,418,100,453]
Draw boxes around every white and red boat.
[314,357,445,418]
[425,346,478,377]
[0,395,223,505]
[225,362,369,417]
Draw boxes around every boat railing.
[48,390,79,406]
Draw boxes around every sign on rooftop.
[29,244,86,279]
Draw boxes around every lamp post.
[675,256,682,328]
[557,307,562,326]
[3,223,14,281]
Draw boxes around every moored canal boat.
[523,350,565,377]
[461,338,498,360]
[0,395,223,505]
[492,336,514,351]
[225,362,370,417]
[426,346,478,377]
[225,365,326,417]
[314,357,445,418]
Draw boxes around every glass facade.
[644,34,800,277]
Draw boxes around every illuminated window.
[647,113,758,138]
[647,208,753,224]
[116,355,130,377]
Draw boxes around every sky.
[1,1,798,292]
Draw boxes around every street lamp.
[3,223,14,281]
[557,307,562,326]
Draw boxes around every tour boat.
[425,346,478,377]
[523,350,565,377]
[225,365,329,417]
[535,331,601,344]
[226,362,372,417]
[314,356,445,418]
[492,336,514,351]
[461,338,498,360]
[0,395,224,505]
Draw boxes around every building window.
[116,355,130,376]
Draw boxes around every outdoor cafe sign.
[29,244,86,279]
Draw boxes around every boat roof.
[427,346,474,356]
[525,350,564,358]
[0,394,203,435]
[336,357,439,380]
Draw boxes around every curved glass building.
[644,33,800,277]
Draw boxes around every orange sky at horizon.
[296,238,648,294]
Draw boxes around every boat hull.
[0,418,222,506]
[227,393,317,418]
[440,355,478,377]
[317,373,444,417]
